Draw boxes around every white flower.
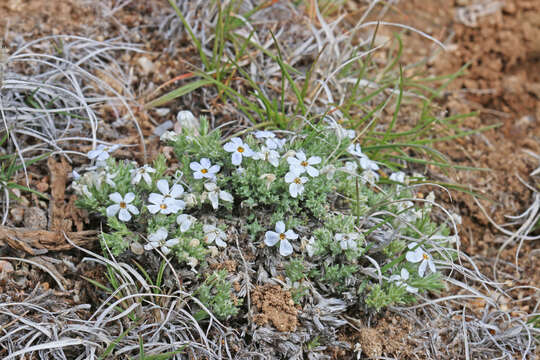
[203,224,227,247]
[264,221,298,256]
[131,165,156,185]
[203,182,233,210]
[265,137,286,150]
[347,144,365,158]
[406,242,436,277]
[287,151,321,177]
[144,228,179,255]
[305,236,317,257]
[253,130,275,139]
[106,192,139,222]
[326,120,355,140]
[253,146,280,167]
[389,268,418,294]
[160,131,178,142]
[389,171,406,184]
[147,179,185,215]
[335,233,360,250]
[87,144,120,162]
[320,164,336,180]
[223,137,254,165]
[101,170,117,187]
[284,171,308,198]
[176,110,199,133]
[176,214,196,232]
[359,157,379,172]
[361,169,380,184]
[190,158,220,179]
[72,170,81,180]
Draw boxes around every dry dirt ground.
[1,0,539,359]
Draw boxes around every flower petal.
[148,193,164,205]
[157,179,169,195]
[124,192,135,203]
[308,156,321,165]
[284,229,298,240]
[170,184,184,198]
[289,183,298,198]
[106,204,120,217]
[215,237,227,248]
[127,204,139,215]
[109,192,123,203]
[190,162,202,171]
[275,221,285,234]
[279,239,293,256]
[231,152,242,166]
[165,238,180,247]
[149,228,168,242]
[306,166,319,177]
[284,171,297,183]
[147,204,161,214]
[223,141,237,152]
[264,231,280,246]
[418,260,427,277]
[118,208,131,222]
[208,191,219,209]
[219,190,233,203]
[208,165,220,174]
[400,268,409,280]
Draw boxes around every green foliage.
[194,270,242,321]
[101,216,136,256]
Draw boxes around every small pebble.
[23,207,48,229]
[137,56,154,75]
[130,242,145,256]
[10,207,24,225]
[155,108,170,117]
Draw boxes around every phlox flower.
[131,165,156,185]
[287,151,321,177]
[87,144,120,162]
[406,242,436,277]
[253,146,280,167]
[347,143,365,158]
[144,228,179,255]
[389,171,406,184]
[253,130,275,139]
[190,158,220,179]
[284,171,308,198]
[264,221,298,256]
[147,179,185,215]
[223,137,254,166]
[335,232,360,250]
[203,224,227,247]
[389,268,418,293]
[203,182,233,210]
[106,192,139,222]
[177,214,196,232]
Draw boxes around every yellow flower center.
[279,233,286,240]
[160,203,168,210]
[301,161,308,167]
[422,253,429,260]
[119,202,126,209]
[237,146,244,153]
[294,177,302,184]
[201,168,208,174]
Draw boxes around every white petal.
[147,204,161,214]
[285,229,298,240]
[428,258,436,273]
[118,208,131,222]
[87,149,101,159]
[406,285,418,294]
[242,146,254,157]
[308,156,321,165]
[400,268,410,280]
[215,237,227,248]
[418,260,427,277]
[124,192,135,203]
[208,164,220,174]
[223,141,238,152]
[231,152,242,165]
[142,173,152,185]
[219,191,233,202]
[296,151,306,161]
[306,166,319,177]
[161,246,171,255]
[279,240,293,256]
[170,184,184,198]
[148,193,164,205]
[204,182,218,191]
[264,231,280,246]
[97,152,110,161]
[284,171,297,183]
[157,179,169,195]
[406,249,424,263]
[289,183,299,198]
[165,238,180,247]
[193,171,203,179]
[200,158,211,168]
[389,275,401,282]
[275,221,285,234]
[190,162,202,171]
[106,204,120,217]
[127,204,139,215]
[208,191,219,209]
[109,192,123,203]
[287,157,301,166]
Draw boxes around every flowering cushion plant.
[74,112,456,347]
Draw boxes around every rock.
[137,56,154,76]
[130,242,145,256]
[10,206,24,225]
[23,207,48,229]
